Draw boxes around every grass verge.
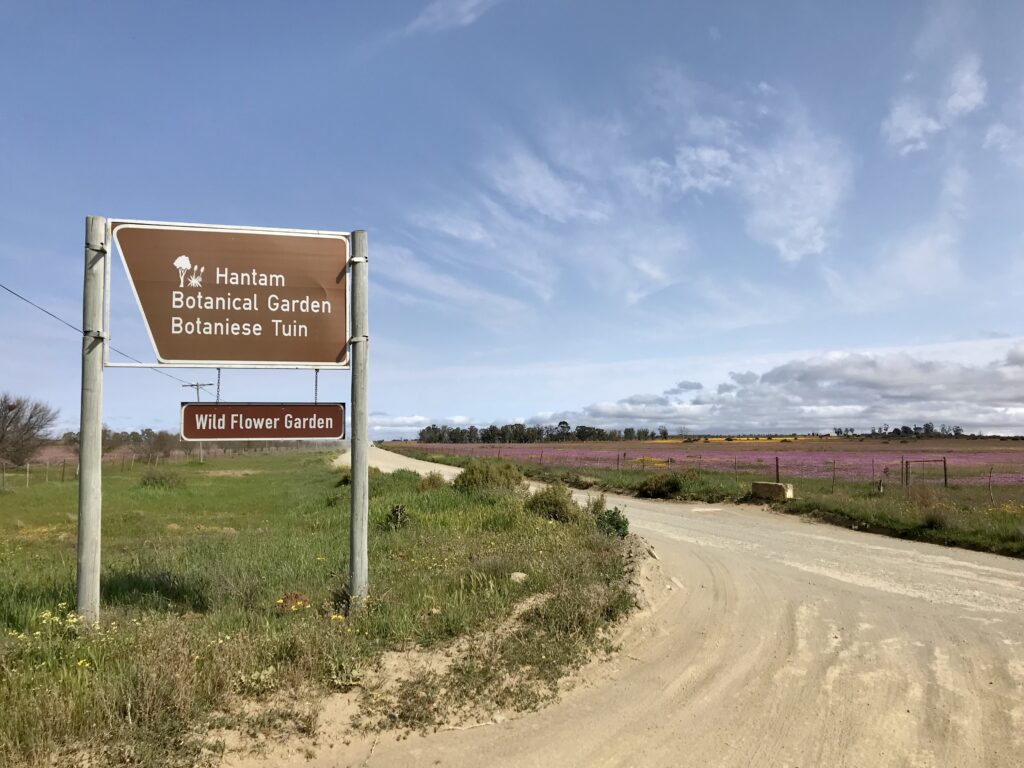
[0,451,635,766]
[385,445,1024,558]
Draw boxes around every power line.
[0,279,214,394]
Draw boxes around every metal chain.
[314,368,319,404]
[216,368,221,404]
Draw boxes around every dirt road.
[309,449,1024,766]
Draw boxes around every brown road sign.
[111,221,349,367]
[180,402,345,441]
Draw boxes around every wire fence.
[410,443,1024,503]
[0,443,322,492]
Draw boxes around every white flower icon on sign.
[172,254,204,288]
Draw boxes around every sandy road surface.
[298,448,1024,767]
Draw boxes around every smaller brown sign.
[181,402,345,442]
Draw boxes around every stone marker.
[751,482,794,501]
[510,572,528,584]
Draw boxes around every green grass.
[386,446,1024,558]
[0,451,634,767]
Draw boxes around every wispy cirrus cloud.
[639,65,853,261]
[374,243,530,329]
[882,53,987,155]
[404,0,505,36]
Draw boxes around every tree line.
[836,423,966,437]
[1,392,313,466]
[417,421,679,444]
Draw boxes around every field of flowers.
[408,438,1024,488]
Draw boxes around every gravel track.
[267,448,1024,767]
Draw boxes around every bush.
[580,493,629,537]
[418,471,448,491]
[380,504,410,531]
[525,483,584,524]
[596,506,629,538]
[139,471,184,490]
[635,473,683,499]
[452,460,523,494]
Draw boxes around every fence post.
[988,467,994,503]
[775,456,780,483]
[943,457,948,488]
[26,463,30,488]
[901,455,905,485]
[1,463,5,491]
[831,460,836,494]
[906,461,911,488]
[61,460,66,482]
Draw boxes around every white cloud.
[641,68,853,262]
[984,121,1024,169]
[674,145,736,193]
[738,127,851,261]
[545,346,1024,434]
[374,244,529,327]
[944,54,986,117]
[483,143,609,223]
[405,0,504,35]
[882,99,943,154]
[882,45,987,155]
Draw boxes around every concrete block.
[751,482,794,501]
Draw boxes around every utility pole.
[182,382,213,462]
[77,216,106,624]
[349,230,369,607]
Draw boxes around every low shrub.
[525,483,584,524]
[452,460,524,494]
[635,473,683,499]
[580,494,629,538]
[380,504,410,531]
[596,506,629,538]
[419,471,448,491]
[138,471,184,490]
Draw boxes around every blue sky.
[2,0,1024,437]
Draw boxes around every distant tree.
[0,393,59,465]
[556,421,571,441]
[923,422,935,436]
[657,425,669,439]
[574,425,607,442]
[623,427,637,441]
